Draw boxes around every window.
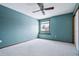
[40,20,50,33]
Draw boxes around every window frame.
[39,19,50,34]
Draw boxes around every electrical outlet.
[0,40,2,43]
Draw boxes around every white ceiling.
[1,3,76,19]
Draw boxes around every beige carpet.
[0,39,78,56]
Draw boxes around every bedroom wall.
[0,5,38,48]
[38,13,73,43]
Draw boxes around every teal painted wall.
[38,13,73,43]
[0,5,38,48]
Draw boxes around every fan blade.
[37,3,44,10]
[32,9,45,15]
[37,3,45,15]
[44,7,54,10]
[32,10,41,13]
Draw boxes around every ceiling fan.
[32,3,54,15]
